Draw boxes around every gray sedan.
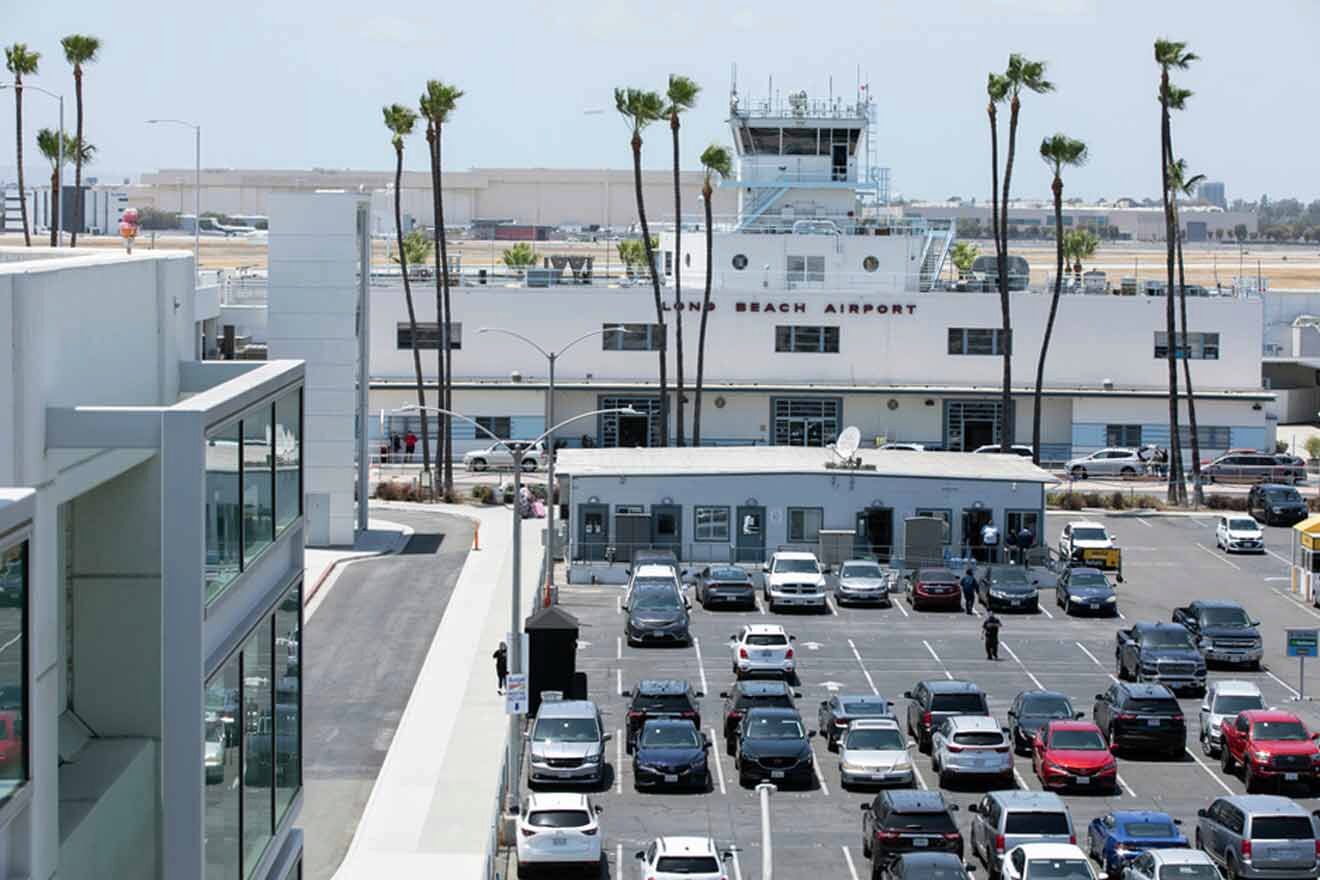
[834,559,892,606]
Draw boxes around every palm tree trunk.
[71,66,83,247]
[670,115,686,446]
[1159,73,1184,505]
[426,133,447,498]
[693,183,714,446]
[395,144,432,483]
[1176,217,1204,504]
[13,84,30,247]
[632,132,668,446]
[1033,177,1065,466]
[436,125,455,492]
[996,98,1020,453]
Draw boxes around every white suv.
[730,624,796,680]
[931,715,1014,788]
[633,836,729,879]
[762,551,827,612]
[1216,515,1265,553]
[515,793,603,876]
[462,441,545,472]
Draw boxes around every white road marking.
[616,636,622,660]
[1270,589,1320,620]
[1076,641,1120,683]
[895,597,910,618]
[826,596,839,616]
[842,845,862,880]
[1002,643,1045,690]
[1014,768,1031,790]
[1116,608,1127,620]
[1136,518,1153,527]
[731,847,744,880]
[923,640,953,679]
[692,637,710,697]
[708,727,727,795]
[812,744,832,796]
[616,729,624,794]
[617,844,623,873]
[848,639,880,696]
[1196,543,1240,570]
[1264,576,1290,582]
[616,595,621,615]
[1266,548,1291,566]
[1186,748,1235,795]
[1038,603,1054,620]
[1117,773,1137,797]
[617,669,623,697]
[911,759,929,790]
[756,596,767,615]
[1267,669,1302,699]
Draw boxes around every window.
[274,585,302,823]
[274,391,302,534]
[1006,511,1041,545]
[395,322,462,350]
[0,541,27,807]
[1106,424,1142,447]
[475,417,512,439]
[786,255,825,285]
[602,323,665,352]
[1153,331,1220,360]
[695,507,731,542]
[1194,426,1232,449]
[243,407,274,564]
[788,507,824,543]
[775,325,840,353]
[206,421,242,602]
[772,397,840,446]
[205,651,241,880]
[862,255,879,272]
[914,509,952,544]
[781,127,817,155]
[242,622,274,876]
[948,327,1008,356]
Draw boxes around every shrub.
[470,484,494,504]
[374,480,423,502]
[1205,493,1248,511]
[1108,491,1127,511]
[1131,494,1166,510]
[1307,435,1320,462]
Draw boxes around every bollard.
[473,523,481,551]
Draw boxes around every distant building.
[905,200,1255,242]
[1198,181,1227,209]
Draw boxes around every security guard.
[982,612,1002,660]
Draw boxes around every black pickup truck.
[1115,622,1206,695]
[1171,600,1263,669]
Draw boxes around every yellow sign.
[1081,547,1121,570]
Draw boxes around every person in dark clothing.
[391,432,402,462]
[982,613,1002,660]
[493,642,508,693]
[1016,526,1034,565]
[960,567,978,615]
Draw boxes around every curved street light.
[0,82,63,245]
[146,118,201,273]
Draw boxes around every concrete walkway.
[332,501,541,879]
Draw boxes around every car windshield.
[738,694,793,710]
[1142,630,1195,648]
[918,569,957,583]
[1213,694,1264,715]
[1200,607,1251,627]
[1159,866,1219,880]
[774,558,820,574]
[1026,859,1094,880]
[656,856,721,873]
[633,693,690,713]
[634,577,676,591]
[1022,695,1075,719]
[1264,488,1303,503]
[1251,816,1315,839]
[992,568,1030,586]
[1124,821,1177,839]
[930,693,986,713]
[746,717,805,740]
[746,634,788,647]
[1067,571,1110,589]
[1005,812,1071,834]
[1071,528,1108,542]
[640,724,700,748]
[708,567,747,581]
[843,563,885,579]
[527,809,590,828]
[532,718,599,743]
[890,813,957,833]
[842,701,891,716]
[901,862,969,880]
[846,728,905,750]
[1051,729,1107,750]
[1227,518,1258,532]
[633,591,682,611]
[1253,720,1309,741]
[953,731,1004,746]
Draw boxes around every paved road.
[544,512,1320,879]
[297,510,473,880]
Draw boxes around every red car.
[906,568,962,611]
[0,711,23,776]
[1220,709,1320,792]
[1032,720,1118,793]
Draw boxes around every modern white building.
[905,200,1258,242]
[0,248,305,880]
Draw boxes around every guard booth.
[1290,514,1320,603]
[525,605,582,716]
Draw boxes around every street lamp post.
[1,82,63,246]
[146,119,201,273]
[477,326,616,604]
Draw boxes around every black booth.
[524,605,583,715]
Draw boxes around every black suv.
[720,680,801,744]
[1092,682,1186,758]
[861,789,964,871]
[623,679,702,752]
[977,565,1039,612]
[905,680,991,753]
[733,707,817,788]
[1248,483,1309,525]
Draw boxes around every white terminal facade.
[366,86,1271,462]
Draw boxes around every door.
[964,419,995,452]
[616,415,649,448]
[854,508,894,562]
[577,503,608,561]
[614,512,651,563]
[652,504,682,558]
[736,506,765,563]
[831,143,848,181]
[962,508,993,561]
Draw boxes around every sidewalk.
[303,518,414,605]
[332,502,541,879]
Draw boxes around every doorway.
[616,415,650,448]
[577,504,608,561]
[651,504,682,559]
[945,400,1004,451]
[736,506,765,563]
[854,507,894,562]
[961,507,993,562]
[831,144,848,181]
[785,418,829,447]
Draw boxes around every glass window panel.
[274,585,302,823]
[207,421,242,604]
[243,407,275,565]
[205,652,241,880]
[806,256,825,283]
[781,127,817,155]
[947,328,964,355]
[794,326,822,352]
[774,326,793,352]
[822,327,840,353]
[275,392,301,535]
[695,507,730,542]
[788,507,823,543]
[966,329,996,355]
[242,623,274,877]
[0,542,26,805]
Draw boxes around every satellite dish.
[835,426,861,459]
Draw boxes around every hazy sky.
[3,0,1317,203]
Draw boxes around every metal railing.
[731,94,869,120]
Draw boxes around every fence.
[567,538,1051,570]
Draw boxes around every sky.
[3,0,1317,203]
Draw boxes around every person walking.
[391,432,402,463]
[404,430,418,463]
[960,566,978,616]
[1016,525,1035,565]
[982,612,1002,660]
[493,641,508,693]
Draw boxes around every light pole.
[146,119,201,273]
[1,82,63,246]
[757,782,776,879]
[477,326,615,602]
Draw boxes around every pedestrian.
[1016,525,1034,565]
[391,432,402,463]
[1003,528,1019,565]
[405,430,417,463]
[982,612,1002,660]
[980,520,1000,565]
[493,641,508,693]
[960,566,978,615]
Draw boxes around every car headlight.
[583,753,601,764]
[840,760,858,773]
[205,753,222,767]
[1104,595,1117,603]
[1253,750,1271,762]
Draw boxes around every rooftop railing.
[731,94,869,121]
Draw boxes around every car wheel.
[1120,466,1136,477]
[1071,466,1087,480]
[1201,731,1214,757]
[1194,830,1203,851]
[516,861,530,879]
[938,768,951,789]
[521,459,537,471]
[862,833,872,859]
[1244,764,1258,792]
[1221,744,1235,773]
[469,458,487,471]
[1227,857,1240,880]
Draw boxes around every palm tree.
[1155,38,1197,504]
[35,129,87,247]
[1033,134,1089,466]
[382,103,431,488]
[419,80,463,493]
[1062,229,1099,285]
[60,34,99,247]
[692,144,731,447]
[1171,156,1207,504]
[665,75,699,446]
[4,44,39,246]
[615,87,668,446]
[950,241,979,280]
[986,72,1009,301]
[995,55,1054,453]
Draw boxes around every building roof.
[556,446,1056,483]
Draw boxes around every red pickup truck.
[1219,709,1320,792]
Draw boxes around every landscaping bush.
[470,484,494,504]
[1204,493,1248,511]
[1108,491,1128,511]
[375,480,422,502]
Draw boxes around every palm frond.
[60,34,100,65]
[1166,85,1194,111]
[35,128,87,166]
[1154,38,1197,70]
[4,43,39,77]
[614,87,665,133]
[1005,54,1054,96]
[700,144,733,189]
[986,72,1010,103]
[665,75,701,114]
[1039,133,1089,171]
[420,80,464,124]
[383,103,418,149]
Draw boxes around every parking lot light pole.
[757,782,776,879]
[1,83,63,245]
[145,119,201,272]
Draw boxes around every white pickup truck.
[761,551,828,613]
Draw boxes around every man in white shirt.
[980,521,1000,564]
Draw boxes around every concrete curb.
[303,519,415,607]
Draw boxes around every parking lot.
[546,511,1320,879]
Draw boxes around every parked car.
[968,791,1074,877]
[1007,690,1081,754]
[1092,682,1186,759]
[1055,567,1118,616]
[838,717,915,789]
[693,564,756,609]
[974,444,1035,457]
[977,565,1039,612]
[971,254,1030,291]
[836,559,894,606]
[622,679,702,753]
[526,700,610,787]
[931,715,1014,788]
[629,548,680,576]
[1000,843,1100,880]
[1172,601,1263,669]
[905,681,992,753]
[624,584,691,647]
[820,694,896,750]
[729,624,796,680]
[1214,516,1266,554]
[1030,720,1118,793]
[633,836,730,880]
[882,852,975,880]
[1065,448,1145,480]
[1247,483,1309,526]
[1122,848,1222,880]
[762,551,829,612]
[732,706,817,788]
[1058,522,1120,569]
[1115,623,1206,694]
[1195,795,1320,880]
[515,792,603,877]
[1204,453,1300,485]
[881,443,927,452]
[861,789,964,869]
[1086,811,1187,878]
[631,718,711,791]
[623,564,683,610]
[1219,710,1320,792]
[720,680,801,743]
[906,568,963,611]
[1198,680,1266,758]
[462,440,545,472]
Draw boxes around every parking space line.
[842,845,862,880]
[692,637,710,696]
[615,729,624,794]
[617,669,623,697]
[1196,543,1240,570]
[1075,641,1119,683]
[1001,643,1044,690]
[756,595,767,615]
[1186,748,1235,794]
[1267,669,1302,698]
[811,743,832,796]
[616,595,621,615]
[1270,589,1320,620]
[1266,548,1290,566]
[731,848,744,880]
[847,639,881,696]
[826,596,839,616]
[1136,518,1153,527]
[1116,772,1137,797]
[911,759,929,790]
[1013,767,1031,790]
[708,727,727,795]
[1038,603,1054,620]
[923,640,954,679]
[895,598,910,618]
[616,844,622,874]
[616,636,621,660]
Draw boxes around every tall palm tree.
[419,80,463,493]
[1155,38,1197,504]
[383,103,432,487]
[4,44,39,247]
[1033,134,1089,466]
[35,129,87,247]
[615,87,668,446]
[692,144,731,447]
[665,75,699,446]
[1170,156,1208,504]
[60,34,99,247]
[996,55,1054,453]
[1063,228,1098,285]
[986,72,1009,309]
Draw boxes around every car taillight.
[1242,840,1252,859]
[943,832,961,841]
[520,827,538,838]
[1171,714,1184,722]
[922,711,932,728]
[739,648,748,659]
[1070,835,1077,845]
[785,648,793,659]
[582,827,598,836]
[947,744,964,753]
[627,711,644,720]
[682,711,697,719]
[880,830,902,841]
[995,834,1006,853]
[1117,713,1137,721]
[1313,840,1320,859]
[729,710,743,719]
[835,719,849,727]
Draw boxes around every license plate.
[771,770,785,779]
[553,837,567,847]
[1147,719,1160,727]
[1286,772,1299,781]
[1076,776,1090,784]
[1089,602,1099,609]
[1011,599,1021,606]
[664,774,679,783]
[757,651,771,660]
[914,838,930,848]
